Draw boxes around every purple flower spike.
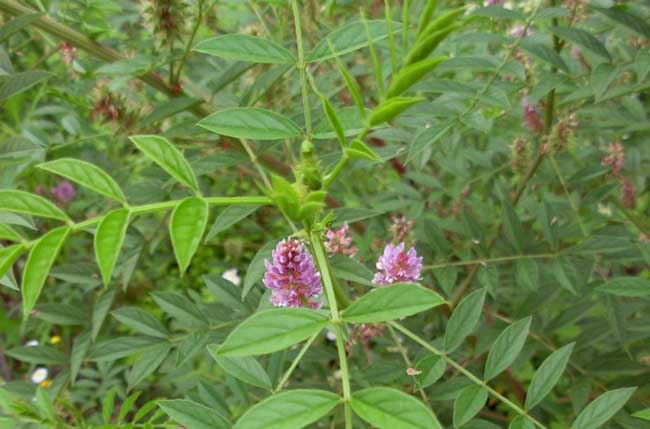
[263,238,322,308]
[373,242,423,286]
[51,180,76,203]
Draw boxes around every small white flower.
[222,268,241,286]
[26,340,39,347]
[31,367,48,384]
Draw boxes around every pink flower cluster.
[263,238,322,309]
[373,242,423,286]
[601,142,624,177]
[389,214,414,243]
[51,180,76,204]
[325,224,358,257]
[522,97,544,134]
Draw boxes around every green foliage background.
[0,0,650,428]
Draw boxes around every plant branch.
[424,252,558,271]
[291,0,312,137]
[19,195,270,249]
[274,331,319,393]
[390,321,549,429]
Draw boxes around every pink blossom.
[263,238,322,308]
[484,0,504,5]
[601,142,624,177]
[373,242,423,286]
[509,25,532,38]
[390,214,414,244]
[325,224,358,257]
[522,97,544,134]
[51,180,76,203]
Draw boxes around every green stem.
[401,0,410,56]
[291,0,312,137]
[310,231,352,429]
[386,324,440,426]
[390,321,550,429]
[423,252,558,271]
[323,153,349,189]
[22,196,271,248]
[174,0,205,85]
[310,232,340,318]
[384,0,398,76]
[335,324,353,429]
[274,331,319,393]
[548,155,587,237]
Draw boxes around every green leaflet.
[37,158,127,204]
[351,387,442,429]
[342,282,445,323]
[369,96,424,126]
[22,226,71,318]
[95,208,130,286]
[217,308,328,357]
[234,389,340,429]
[158,399,230,429]
[444,288,487,353]
[129,135,199,192]
[386,56,447,98]
[484,317,531,381]
[525,343,575,409]
[208,344,272,390]
[0,190,69,221]
[193,34,295,64]
[197,107,303,140]
[170,197,208,274]
[0,244,25,279]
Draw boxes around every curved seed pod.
[406,23,462,66]
[369,97,424,126]
[416,0,440,37]
[419,6,467,42]
[386,56,447,98]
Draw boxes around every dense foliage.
[1,0,650,428]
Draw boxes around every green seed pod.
[406,23,462,66]
[369,97,425,126]
[386,56,447,98]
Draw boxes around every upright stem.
[174,0,205,85]
[310,231,352,429]
[334,325,353,429]
[291,0,312,137]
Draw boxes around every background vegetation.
[1,0,650,428]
